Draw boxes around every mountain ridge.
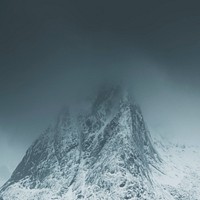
[1,85,199,199]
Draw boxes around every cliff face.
[0,86,160,200]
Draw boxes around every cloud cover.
[1,0,200,185]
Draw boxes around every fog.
[1,0,200,186]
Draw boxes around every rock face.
[0,86,160,200]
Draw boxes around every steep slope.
[0,86,160,199]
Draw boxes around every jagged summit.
[0,85,160,200]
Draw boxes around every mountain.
[0,85,200,200]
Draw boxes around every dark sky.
[1,0,200,185]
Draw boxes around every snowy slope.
[151,135,200,200]
[0,85,199,200]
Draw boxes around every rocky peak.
[0,85,160,199]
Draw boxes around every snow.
[151,136,200,199]
[0,86,200,199]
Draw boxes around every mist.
[1,0,200,186]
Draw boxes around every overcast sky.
[1,0,200,186]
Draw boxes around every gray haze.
[1,0,200,186]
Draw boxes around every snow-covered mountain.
[152,134,200,200]
[0,85,199,200]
